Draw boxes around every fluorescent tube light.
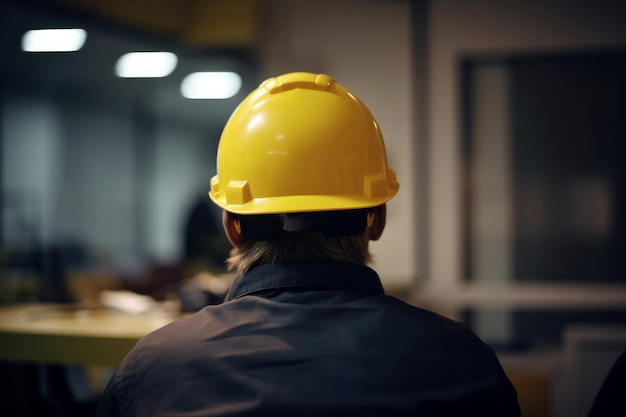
[180,72,242,99]
[115,52,178,78]
[22,28,87,52]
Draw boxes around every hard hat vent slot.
[264,73,334,94]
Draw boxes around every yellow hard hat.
[209,72,399,215]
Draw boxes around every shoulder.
[108,312,213,412]
[375,296,504,365]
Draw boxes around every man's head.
[208,72,398,273]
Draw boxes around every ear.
[367,204,387,241]
[222,210,244,248]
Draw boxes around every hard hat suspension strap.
[234,209,372,240]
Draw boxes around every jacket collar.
[225,261,385,301]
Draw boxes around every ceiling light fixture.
[180,72,242,99]
[22,28,87,52]
[115,52,178,78]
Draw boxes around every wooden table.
[0,303,185,365]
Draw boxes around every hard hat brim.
[209,185,399,215]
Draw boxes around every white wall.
[259,0,416,286]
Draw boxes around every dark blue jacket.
[97,261,520,416]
